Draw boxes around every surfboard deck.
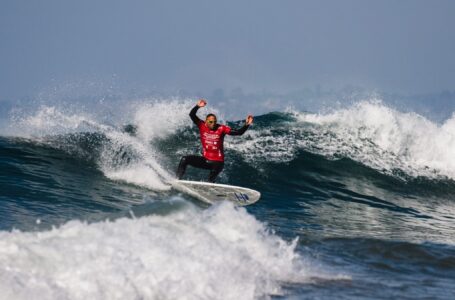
[171,180,261,206]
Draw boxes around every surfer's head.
[205,114,217,130]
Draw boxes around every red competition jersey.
[197,120,231,161]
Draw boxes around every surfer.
[176,99,253,182]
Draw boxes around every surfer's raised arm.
[189,99,206,125]
[228,115,254,136]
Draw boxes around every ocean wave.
[227,100,455,181]
[0,202,344,300]
[2,99,455,190]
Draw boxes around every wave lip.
[0,202,329,300]
[227,100,455,181]
[297,101,455,179]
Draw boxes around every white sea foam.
[4,99,201,191]
[229,100,455,180]
[0,202,339,300]
[3,98,238,190]
[132,100,197,141]
[298,101,455,179]
[8,105,105,137]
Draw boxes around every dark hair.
[206,113,217,120]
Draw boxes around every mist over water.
[1,95,455,299]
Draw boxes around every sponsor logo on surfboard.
[234,192,250,202]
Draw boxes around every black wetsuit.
[176,105,249,182]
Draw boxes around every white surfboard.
[172,180,261,206]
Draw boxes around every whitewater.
[1,98,455,299]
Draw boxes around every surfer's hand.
[197,99,207,107]
[246,115,254,125]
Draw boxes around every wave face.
[226,100,455,180]
[1,99,455,299]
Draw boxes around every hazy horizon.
[1,0,454,103]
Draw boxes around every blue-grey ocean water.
[1,100,454,299]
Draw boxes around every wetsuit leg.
[176,156,224,182]
[176,155,211,179]
[207,160,224,183]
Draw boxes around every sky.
[1,0,454,102]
